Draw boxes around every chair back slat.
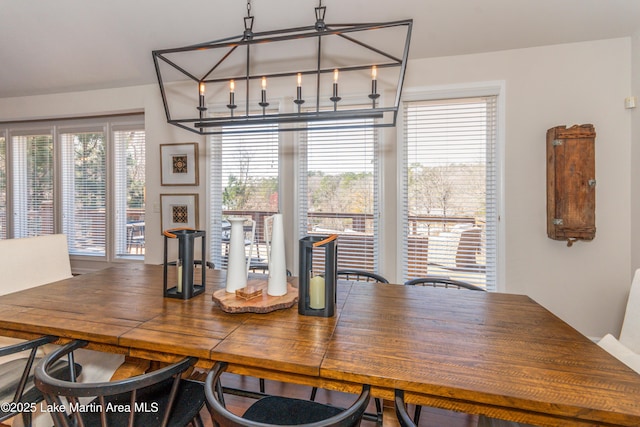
[404,276,485,291]
[0,335,67,425]
[394,390,416,427]
[337,269,389,284]
[206,362,370,427]
[35,340,204,427]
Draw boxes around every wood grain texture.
[322,283,640,426]
[212,279,298,313]
[547,124,596,244]
[0,265,638,426]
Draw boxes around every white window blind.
[209,126,279,269]
[3,115,144,265]
[0,133,6,240]
[114,128,146,259]
[12,133,54,238]
[299,119,379,272]
[61,129,106,256]
[403,97,497,290]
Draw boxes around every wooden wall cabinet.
[546,124,596,246]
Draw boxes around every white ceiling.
[1,0,639,99]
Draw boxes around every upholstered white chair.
[0,234,76,355]
[0,234,73,294]
[598,334,640,374]
[618,268,640,354]
[0,235,125,427]
[594,268,640,375]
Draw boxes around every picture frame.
[160,194,199,232]
[160,142,199,186]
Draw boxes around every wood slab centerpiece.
[212,279,298,313]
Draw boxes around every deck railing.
[223,210,484,278]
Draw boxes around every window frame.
[9,127,56,238]
[0,114,145,267]
[396,82,505,291]
[58,123,108,257]
[208,124,281,270]
[297,119,382,275]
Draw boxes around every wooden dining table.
[0,264,638,426]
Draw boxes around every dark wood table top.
[0,264,638,426]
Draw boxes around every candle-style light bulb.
[198,82,206,111]
[229,80,235,106]
[261,76,267,104]
[294,73,305,110]
[371,66,378,95]
[333,69,339,83]
[332,69,339,98]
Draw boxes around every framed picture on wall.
[160,142,199,186]
[160,194,199,232]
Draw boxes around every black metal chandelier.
[152,1,412,135]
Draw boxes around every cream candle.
[309,274,325,309]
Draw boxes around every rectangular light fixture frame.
[153,19,412,135]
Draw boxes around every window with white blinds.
[3,115,144,264]
[61,129,106,256]
[12,132,55,238]
[403,97,497,290]
[299,120,379,272]
[114,128,146,259]
[209,126,279,269]
[0,133,5,240]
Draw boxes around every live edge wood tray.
[212,279,298,313]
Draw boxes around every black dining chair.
[404,276,485,291]
[0,335,81,427]
[306,269,386,423]
[245,263,291,395]
[205,361,371,427]
[394,390,416,427]
[230,260,289,396]
[34,340,205,427]
[404,276,484,424]
[337,270,389,284]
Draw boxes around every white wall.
[630,31,640,277]
[0,37,633,338]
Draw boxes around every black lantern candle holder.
[163,228,206,299]
[298,234,338,317]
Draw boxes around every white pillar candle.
[309,274,325,309]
